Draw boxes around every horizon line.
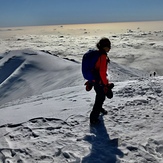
[0,19,163,28]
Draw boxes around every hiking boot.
[90,119,100,125]
[101,108,108,115]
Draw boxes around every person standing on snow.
[85,37,114,124]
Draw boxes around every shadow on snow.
[82,115,124,163]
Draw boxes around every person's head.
[96,37,111,53]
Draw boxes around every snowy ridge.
[0,49,147,106]
[0,49,163,162]
[0,49,82,106]
[109,61,147,82]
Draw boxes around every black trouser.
[90,83,106,122]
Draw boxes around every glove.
[106,89,113,99]
[85,81,93,91]
[103,83,114,93]
[108,83,114,89]
[103,83,114,99]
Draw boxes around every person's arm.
[98,55,109,85]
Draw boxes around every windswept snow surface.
[0,22,163,162]
[0,49,162,163]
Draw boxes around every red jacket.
[95,54,109,85]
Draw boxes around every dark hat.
[97,37,111,49]
[99,38,111,48]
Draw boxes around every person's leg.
[90,84,105,123]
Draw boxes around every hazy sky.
[0,0,163,27]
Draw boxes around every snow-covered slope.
[0,49,82,105]
[0,49,163,163]
[0,49,147,106]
